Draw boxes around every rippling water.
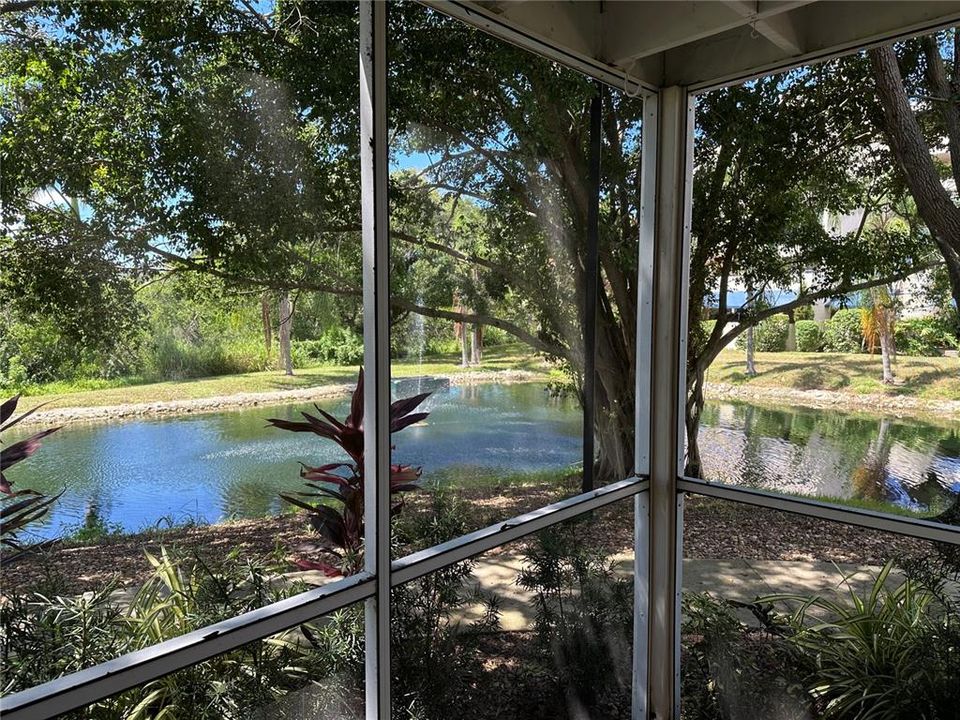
[698,401,960,513]
[6,382,959,540]
[8,381,582,539]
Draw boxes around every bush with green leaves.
[681,592,812,720]
[0,547,365,719]
[735,314,789,352]
[794,319,822,352]
[821,309,863,353]
[894,316,959,357]
[517,520,633,713]
[297,327,365,366]
[391,491,501,719]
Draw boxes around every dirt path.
[19,369,542,428]
[2,494,932,594]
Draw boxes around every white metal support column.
[645,85,693,720]
[360,2,391,718]
[632,89,657,720]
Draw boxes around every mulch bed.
[1,486,934,594]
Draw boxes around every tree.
[869,36,960,312]
[0,2,939,481]
[861,285,897,384]
[278,291,294,376]
[683,69,935,476]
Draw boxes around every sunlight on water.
[7,387,959,539]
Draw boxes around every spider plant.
[762,561,960,720]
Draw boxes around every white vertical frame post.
[646,85,693,720]
[359,2,391,718]
[632,89,657,720]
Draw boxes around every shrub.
[0,548,366,717]
[769,560,960,720]
[894,316,960,357]
[821,309,863,353]
[735,314,789,352]
[518,521,633,713]
[140,334,271,380]
[756,314,789,352]
[299,327,365,366]
[269,369,430,576]
[794,320,822,352]
[681,592,812,720]
[391,491,500,718]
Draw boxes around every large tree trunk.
[870,46,960,310]
[261,291,272,356]
[470,324,482,365]
[594,360,635,482]
[744,324,757,377]
[279,291,294,376]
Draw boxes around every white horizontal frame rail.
[393,476,649,586]
[678,477,960,546]
[0,572,375,720]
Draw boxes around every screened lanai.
[2,1,960,719]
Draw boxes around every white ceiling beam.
[661,0,960,91]
[722,1,804,55]
[601,0,811,66]
[477,1,601,61]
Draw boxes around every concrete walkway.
[453,554,889,630]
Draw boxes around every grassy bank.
[14,345,960,414]
[707,348,960,401]
[19,343,551,410]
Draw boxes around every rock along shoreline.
[16,372,960,428]
[706,382,960,421]
[19,370,544,427]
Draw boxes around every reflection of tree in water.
[699,402,960,510]
[851,418,893,503]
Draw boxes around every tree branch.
[705,260,942,366]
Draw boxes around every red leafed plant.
[1,395,63,566]
[268,369,430,576]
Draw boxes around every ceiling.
[423,1,960,92]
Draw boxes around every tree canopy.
[0,1,947,478]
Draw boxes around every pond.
[7,381,960,539]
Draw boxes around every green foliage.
[517,521,633,712]
[822,309,864,353]
[0,547,365,717]
[768,560,960,720]
[734,314,789,352]
[295,327,365,366]
[138,277,275,381]
[894,316,960,356]
[61,508,123,545]
[681,593,812,720]
[795,320,823,352]
[391,491,501,719]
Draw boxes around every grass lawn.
[21,343,552,409]
[16,344,960,411]
[707,348,960,401]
